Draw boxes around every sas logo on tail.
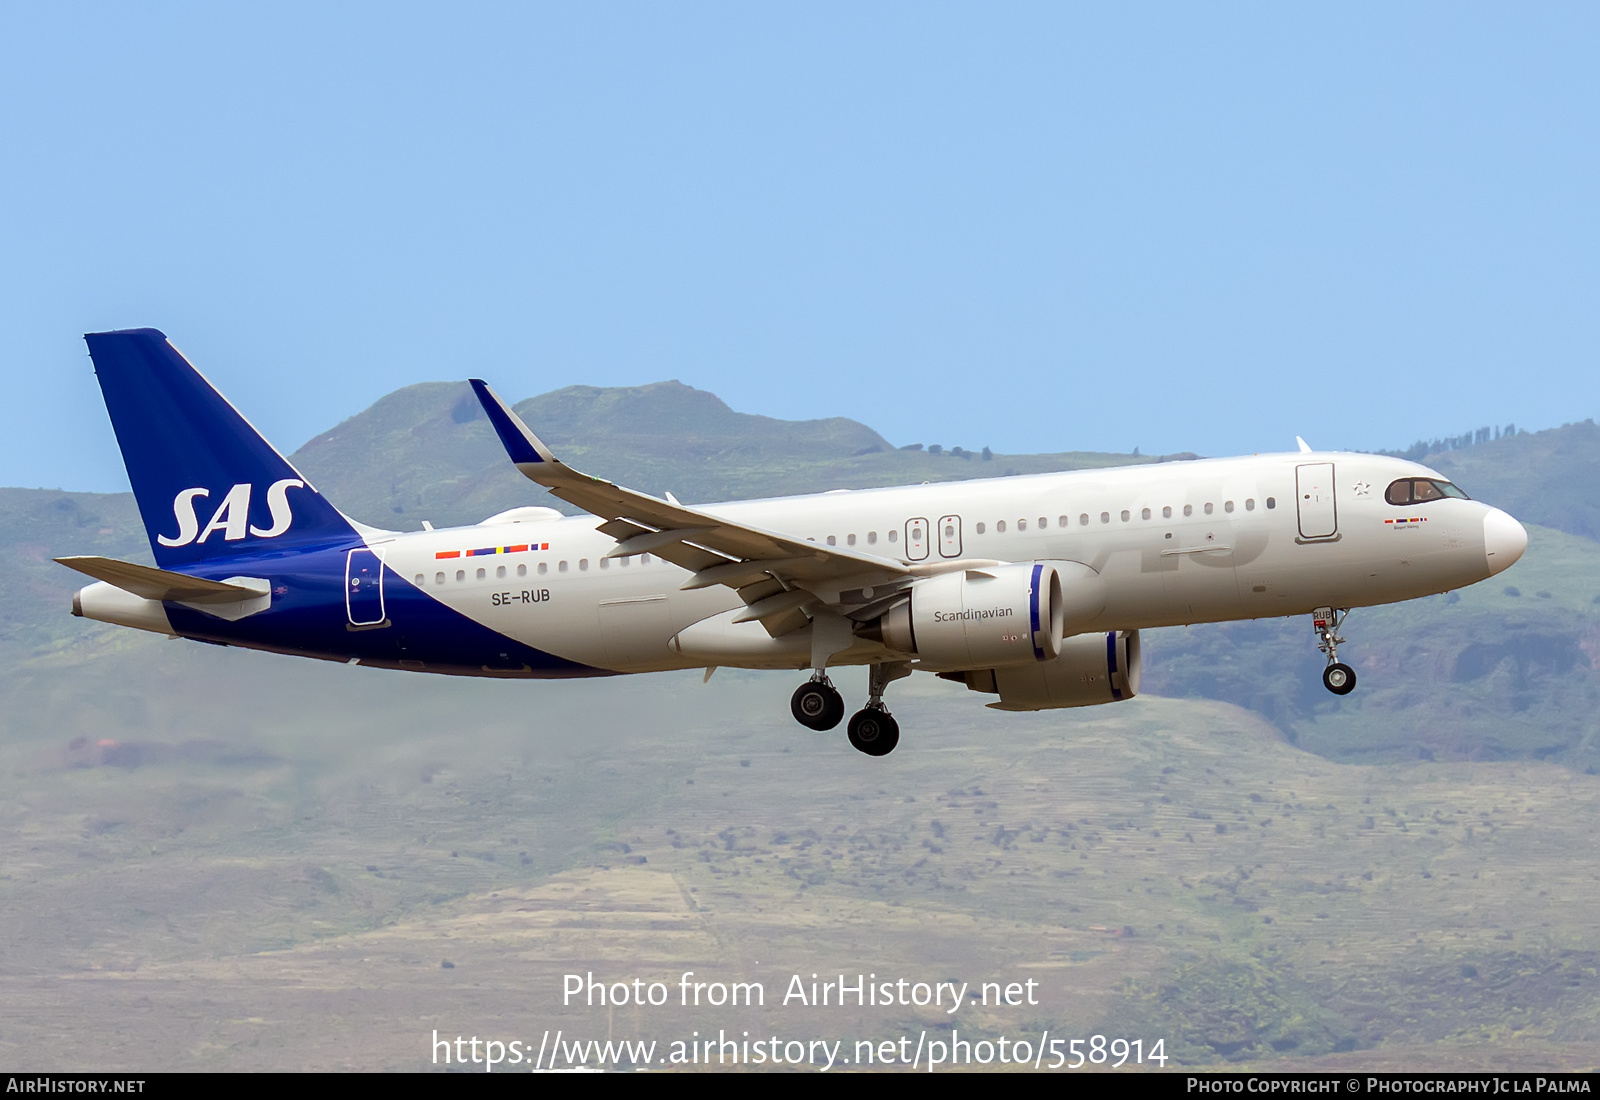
[159,479,307,547]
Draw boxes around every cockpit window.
[1385,478,1470,505]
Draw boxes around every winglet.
[468,379,556,467]
[1296,436,1313,454]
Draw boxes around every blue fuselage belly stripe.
[163,542,604,678]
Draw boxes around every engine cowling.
[947,629,1141,711]
[861,561,1106,670]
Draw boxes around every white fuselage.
[370,451,1518,674]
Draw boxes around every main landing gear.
[792,662,910,756]
[1313,606,1357,696]
[791,673,845,731]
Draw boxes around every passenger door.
[345,548,386,626]
[1296,463,1338,540]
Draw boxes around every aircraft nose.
[1483,508,1528,576]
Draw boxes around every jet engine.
[857,561,1106,670]
[942,629,1140,710]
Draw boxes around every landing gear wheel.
[847,708,900,756]
[1323,662,1357,695]
[791,681,845,730]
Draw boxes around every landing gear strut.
[1313,606,1356,695]
[791,673,845,730]
[846,662,910,757]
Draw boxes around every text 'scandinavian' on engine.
[63,330,1527,757]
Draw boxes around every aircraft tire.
[792,681,845,730]
[1322,662,1357,695]
[847,708,900,756]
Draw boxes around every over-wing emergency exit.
[62,330,1528,756]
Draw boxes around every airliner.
[60,329,1528,756]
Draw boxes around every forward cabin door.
[346,548,386,626]
[1295,463,1339,540]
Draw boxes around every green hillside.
[1143,525,1600,772]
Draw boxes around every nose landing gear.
[1313,606,1357,695]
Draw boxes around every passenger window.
[867,532,878,544]
[847,534,856,546]
[579,559,589,571]
[642,553,652,564]
[976,522,986,534]
[1018,519,1027,531]
[1204,503,1214,515]
[620,556,629,567]
[536,562,546,575]
[827,535,836,546]
[1266,497,1276,509]
[599,558,610,569]
[1183,504,1193,517]
[997,521,1006,533]
[518,564,528,577]
[558,561,569,573]
[1245,499,1255,511]
[1141,507,1151,520]
[1119,510,1129,522]
[1058,515,1068,527]
[1162,506,1171,519]
[1079,514,1088,526]
[435,572,445,585]
[456,570,466,582]
[497,565,507,578]
[414,574,424,585]
[1038,517,1048,528]
[1225,501,1235,513]
[1100,512,1110,524]
[476,568,487,579]
[888,530,898,543]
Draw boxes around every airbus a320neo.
[62,330,1528,756]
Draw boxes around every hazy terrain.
[1,383,1598,1070]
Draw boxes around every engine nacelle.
[862,561,1106,670]
[947,629,1141,711]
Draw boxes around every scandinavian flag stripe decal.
[435,543,549,560]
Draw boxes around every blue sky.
[3,3,1597,493]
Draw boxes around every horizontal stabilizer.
[55,556,266,604]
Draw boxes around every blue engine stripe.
[1107,631,1123,700]
[1029,563,1045,661]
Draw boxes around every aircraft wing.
[470,380,911,634]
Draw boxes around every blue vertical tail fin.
[84,328,359,569]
